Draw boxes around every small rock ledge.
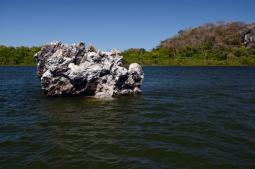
[34,41,144,98]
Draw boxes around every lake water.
[0,66,255,169]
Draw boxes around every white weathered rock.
[34,41,144,97]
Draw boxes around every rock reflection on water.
[35,95,148,168]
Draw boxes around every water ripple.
[0,66,255,169]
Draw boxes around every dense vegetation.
[0,46,40,66]
[0,22,255,66]
[122,22,255,65]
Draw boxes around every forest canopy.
[122,21,255,65]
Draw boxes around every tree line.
[0,46,40,66]
[1,22,255,66]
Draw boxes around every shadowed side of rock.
[34,41,144,98]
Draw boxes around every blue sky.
[0,0,255,50]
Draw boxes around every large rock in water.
[34,41,144,98]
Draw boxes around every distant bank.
[1,21,255,66]
[122,21,255,66]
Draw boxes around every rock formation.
[241,24,255,48]
[34,41,144,98]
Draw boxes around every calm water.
[0,66,255,169]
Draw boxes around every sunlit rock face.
[241,24,255,48]
[34,41,144,98]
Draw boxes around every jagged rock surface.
[34,42,144,97]
[241,24,255,48]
